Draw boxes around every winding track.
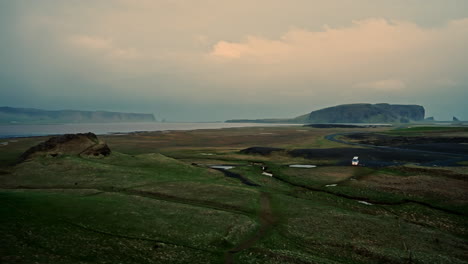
[224,192,275,264]
[2,186,277,263]
[5,185,254,216]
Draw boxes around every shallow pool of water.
[210,165,235,170]
[289,164,317,168]
[358,201,373,206]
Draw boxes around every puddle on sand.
[289,164,317,168]
[210,165,235,170]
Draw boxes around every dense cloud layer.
[1,0,467,121]
[207,18,468,97]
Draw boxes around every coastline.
[0,122,298,139]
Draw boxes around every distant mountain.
[226,103,425,124]
[0,107,156,124]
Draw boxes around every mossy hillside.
[0,190,258,263]
[245,193,468,264]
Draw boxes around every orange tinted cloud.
[207,18,468,95]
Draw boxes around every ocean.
[0,122,294,138]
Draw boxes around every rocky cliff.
[226,103,425,123]
[0,107,156,124]
[294,103,425,123]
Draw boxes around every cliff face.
[0,107,156,124]
[295,103,425,123]
[226,103,425,123]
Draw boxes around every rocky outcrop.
[0,107,156,124]
[294,104,425,123]
[227,103,425,124]
[240,147,284,155]
[19,133,111,162]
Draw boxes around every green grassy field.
[0,126,467,263]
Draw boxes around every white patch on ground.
[0,142,8,146]
[262,172,273,177]
[358,201,373,206]
[200,153,215,156]
[289,164,317,168]
[210,165,235,170]
[325,184,337,187]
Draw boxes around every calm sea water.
[0,122,294,138]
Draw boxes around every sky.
[1,0,467,121]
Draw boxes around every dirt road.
[224,192,275,264]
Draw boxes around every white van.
[352,156,359,166]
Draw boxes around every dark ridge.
[226,103,425,124]
[304,124,391,128]
[305,124,363,128]
[345,133,468,146]
[240,147,284,155]
[300,103,425,123]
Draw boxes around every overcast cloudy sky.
[1,0,467,121]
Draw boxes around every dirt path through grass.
[2,186,255,217]
[3,186,276,263]
[224,192,275,264]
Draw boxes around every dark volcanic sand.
[344,133,468,155]
[242,133,468,167]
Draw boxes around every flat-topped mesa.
[226,103,426,124]
[295,103,425,123]
[19,132,111,162]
